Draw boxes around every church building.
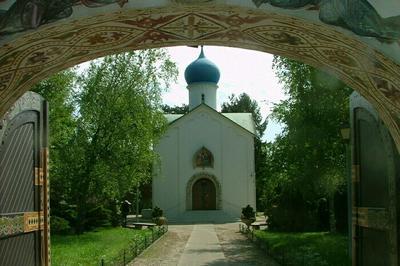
[152,47,256,222]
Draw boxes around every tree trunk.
[329,194,336,233]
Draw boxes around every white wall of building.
[153,105,256,220]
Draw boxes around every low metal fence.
[100,225,168,266]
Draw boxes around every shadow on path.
[215,223,278,266]
[129,223,278,266]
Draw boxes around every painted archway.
[0,1,400,153]
[186,172,222,211]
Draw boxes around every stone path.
[129,225,193,266]
[129,223,278,266]
[178,224,226,265]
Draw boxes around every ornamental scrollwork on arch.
[253,0,400,42]
[193,146,214,169]
[0,0,129,36]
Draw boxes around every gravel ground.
[129,223,278,266]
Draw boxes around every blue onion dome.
[184,46,220,85]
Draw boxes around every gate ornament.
[0,215,24,237]
[253,0,400,41]
[193,146,214,169]
[0,0,128,36]
[0,212,44,238]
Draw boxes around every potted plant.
[152,206,167,226]
[241,204,256,228]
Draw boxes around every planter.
[241,215,256,228]
[153,216,167,226]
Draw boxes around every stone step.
[171,210,239,224]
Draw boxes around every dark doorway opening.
[192,178,216,210]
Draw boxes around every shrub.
[51,216,71,234]
[85,206,112,229]
[241,205,255,219]
[265,198,321,231]
[152,206,163,218]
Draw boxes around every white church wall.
[221,126,256,217]
[178,111,222,214]
[153,106,256,220]
[153,127,180,219]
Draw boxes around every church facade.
[152,48,256,221]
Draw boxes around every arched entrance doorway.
[192,178,216,210]
[186,172,222,211]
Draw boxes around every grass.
[51,227,152,266]
[254,230,350,266]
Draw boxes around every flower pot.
[240,215,256,227]
[153,216,167,226]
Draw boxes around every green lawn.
[254,230,350,266]
[51,227,151,266]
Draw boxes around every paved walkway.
[178,224,226,265]
[130,223,278,266]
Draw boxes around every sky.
[164,46,286,142]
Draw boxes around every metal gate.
[350,92,400,266]
[0,92,49,266]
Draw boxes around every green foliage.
[85,206,113,229]
[241,205,256,219]
[152,206,163,218]
[67,50,177,233]
[162,103,189,114]
[31,69,77,146]
[266,196,321,231]
[254,230,350,266]
[51,216,71,235]
[260,56,352,231]
[32,49,178,233]
[221,93,266,138]
[31,70,79,226]
[51,227,152,266]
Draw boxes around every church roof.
[164,104,256,135]
[184,47,220,85]
[165,114,183,123]
[221,113,255,134]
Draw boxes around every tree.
[67,50,178,232]
[221,93,268,210]
[161,103,189,114]
[33,49,178,233]
[31,70,78,232]
[221,93,266,139]
[261,56,352,231]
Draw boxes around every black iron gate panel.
[0,92,49,266]
[350,92,399,266]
